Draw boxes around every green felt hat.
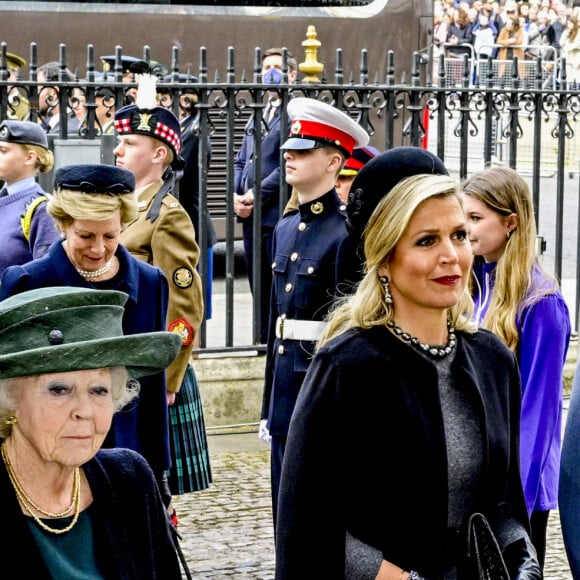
[0,287,181,380]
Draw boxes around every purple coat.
[472,259,571,514]
[0,181,60,276]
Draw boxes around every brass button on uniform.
[290,252,298,261]
[298,222,306,231]
[339,203,347,211]
[278,344,285,355]
[285,283,293,292]
[307,266,314,274]
[271,261,276,269]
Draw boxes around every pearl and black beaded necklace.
[387,320,456,359]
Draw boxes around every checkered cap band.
[154,123,181,154]
[114,109,182,156]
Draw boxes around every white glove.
[258,419,272,445]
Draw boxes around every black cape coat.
[275,325,530,579]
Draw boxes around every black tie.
[0,187,8,198]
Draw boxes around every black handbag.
[465,512,510,580]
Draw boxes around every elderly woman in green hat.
[0,163,177,514]
[0,286,183,578]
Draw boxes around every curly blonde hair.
[47,187,138,231]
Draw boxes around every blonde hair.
[318,174,476,348]
[22,143,54,173]
[47,187,138,230]
[462,166,558,351]
[0,367,138,439]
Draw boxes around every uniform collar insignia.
[311,201,324,215]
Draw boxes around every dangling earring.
[379,275,393,304]
[506,230,511,239]
[5,414,17,426]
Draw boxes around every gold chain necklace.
[1,442,82,535]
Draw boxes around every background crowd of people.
[434,0,580,84]
[1,16,580,577]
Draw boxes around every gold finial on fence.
[299,25,324,83]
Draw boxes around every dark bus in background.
[0,0,433,82]
[0,0,434,238]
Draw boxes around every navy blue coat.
[0,241,172,478]
[262,189,349,437]
[234,107,290,229]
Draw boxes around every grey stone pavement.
[171,273,575,580]
[172,431,573,580]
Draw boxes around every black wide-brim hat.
[0,287,181,380]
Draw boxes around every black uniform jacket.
[275,325,530,579]
[0,448,181,579]
[262,190,349,437]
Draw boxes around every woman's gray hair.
[0,366,139,439]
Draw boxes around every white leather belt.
[275,317,326,341]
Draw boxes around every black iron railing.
[2,45,580,351]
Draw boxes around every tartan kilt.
[167,363,212,494]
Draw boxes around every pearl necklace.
[76,259,112,279]
[1,442,81,535]
[387,320,456,359]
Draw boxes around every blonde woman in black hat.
[0,164,176,512]
[0,286,183,578]
[275,174,540,580]
[0,120,60,277]
[114,75,211,513]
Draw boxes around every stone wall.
[196,336,578,433]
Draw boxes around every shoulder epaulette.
[21,194,50,242]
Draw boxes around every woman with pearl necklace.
[0,163,175,510]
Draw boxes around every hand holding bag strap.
[466,513,510,580]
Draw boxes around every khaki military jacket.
[121,179,204,393]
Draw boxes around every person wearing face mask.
[233,47,298,344]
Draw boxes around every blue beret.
[54,164,135,194]
[0,120,48,150]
